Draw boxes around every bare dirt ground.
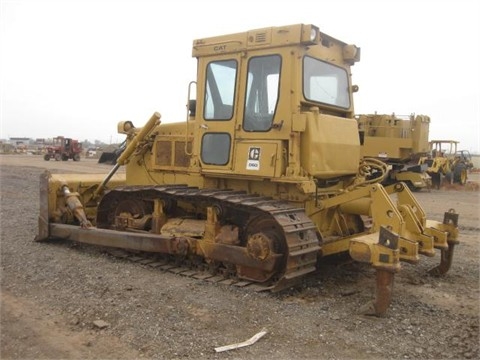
[1,154,479,360]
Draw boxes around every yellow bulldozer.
[357,113,432,191]
[35,24,459,316]
[419,140,473,188]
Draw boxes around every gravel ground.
[1,155,479,359]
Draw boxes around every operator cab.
[191,24,360,179]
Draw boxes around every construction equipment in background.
[43,136,82,161]
[35,24,459,316]
[419,140,474,188]
[357,113,431,191]
[97,140,126,164]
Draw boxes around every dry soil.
[1,155,479,359]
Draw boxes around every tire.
[62,154,69,161]
[43,154,50,161]
[54,153,62,161]
[453,163,467,185]
[429,172,441,189]
[444,172,453,185]
[73,153,81,162]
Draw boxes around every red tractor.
[43,136,82,161]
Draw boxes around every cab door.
[197,56,240,172]
[233,54,283,178]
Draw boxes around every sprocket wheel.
[236,214,286,283]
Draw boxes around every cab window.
[243,55,281,132]
[303,56,350,108]
[201,133,230,165]
[204,60,237,120]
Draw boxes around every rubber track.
[102,185,321,291]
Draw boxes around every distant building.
[3,137,45,154]
[9,137,32,146]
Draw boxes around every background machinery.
[357,113,431,191]
[35,24,459,316]
[43,136,82,161]
[420,140,473,188]
[97,140,126,164]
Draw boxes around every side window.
[201,133,231,165]
[243,55,281,132]
[204,60,237,120]
[303,56,350,108]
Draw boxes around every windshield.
[303,56,350,109]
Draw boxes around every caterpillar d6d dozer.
[36,24,459,316]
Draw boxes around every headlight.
[301,24,320,44]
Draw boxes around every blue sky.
[1,0,479,152]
